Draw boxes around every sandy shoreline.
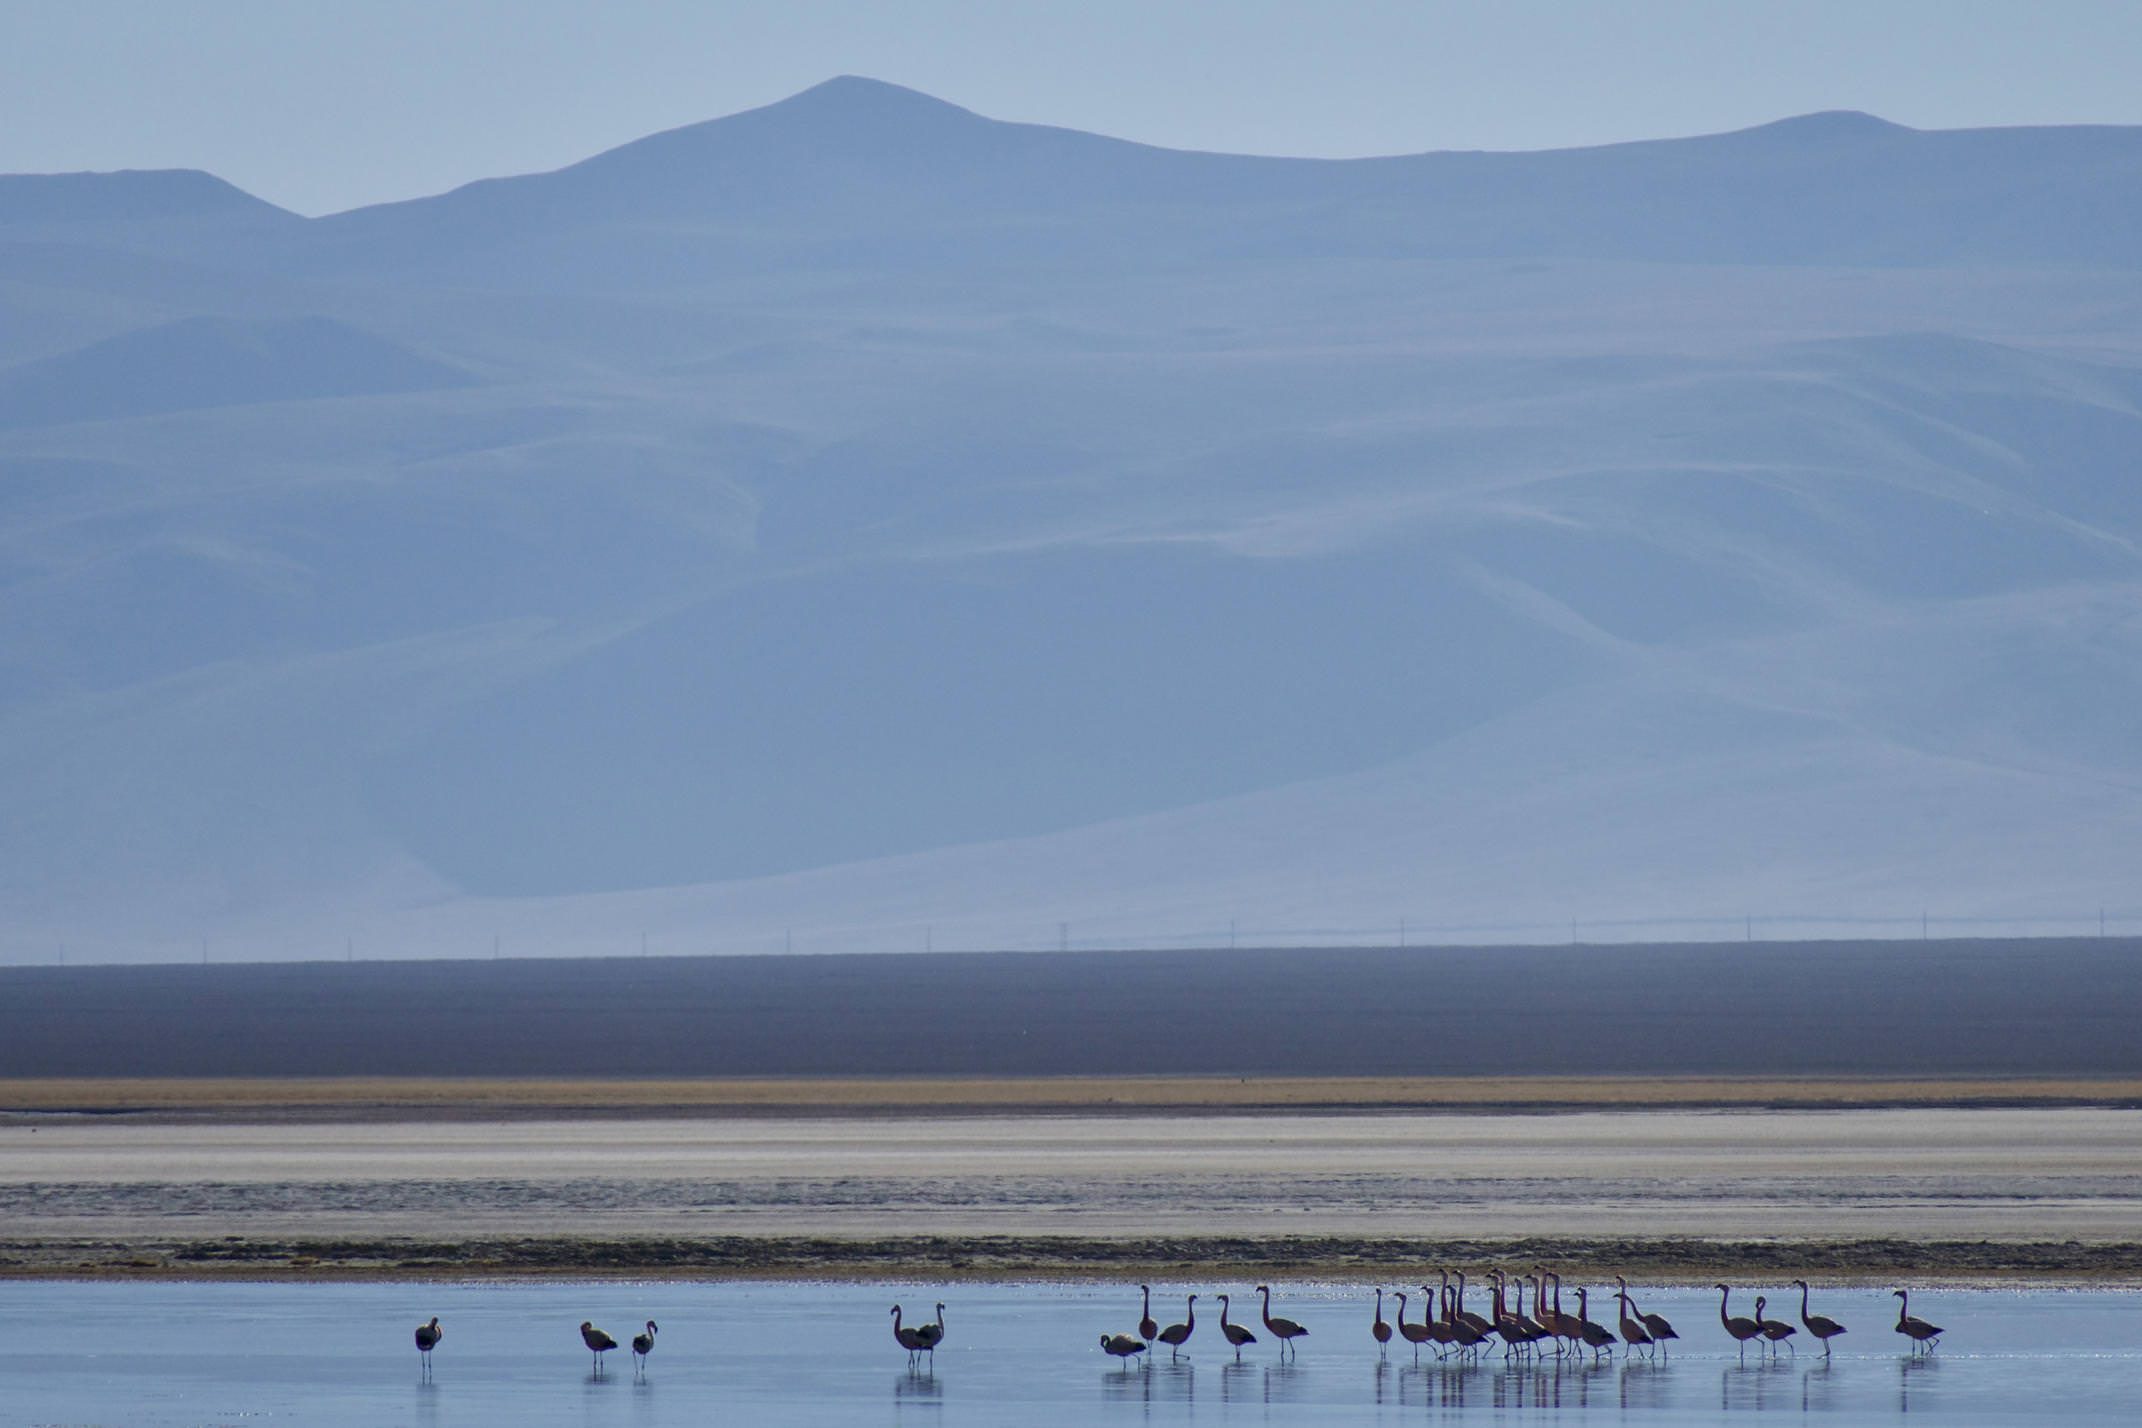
[6,1094,2139,1284]
[8,1234,2141,1285]
[7,1074,2142,1119]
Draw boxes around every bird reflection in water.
[1616,1357,1670,1415]
[1899,1350,1940,1414]
[1720,1355,1795,1414]
[893,1363,942,1401]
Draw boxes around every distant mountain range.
[3,78,2139,961]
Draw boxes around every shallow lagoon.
[1,1281,2130,1426]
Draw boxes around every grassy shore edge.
[8,1235,2141,1285]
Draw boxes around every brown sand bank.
[4,1104,2139,1282]
[7,1074,2142,1120]
[7,1234,2139,1285]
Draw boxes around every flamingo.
[1217,1294,1258,1360]
[914,1302,946,1360]
[1792,1280,1847,1354]
[1618,1276,1676,1356]
[1613,1283,1654,1357]
[1157,1294,1196,1360]
[1715,1286,1761,1359]
[1540,1269,1582,1354]
[1101,1332,1148,1365]
[1256,1285,1309,1357]
[1371,1288,1392,1352]
[580,1321,618,1373]
[1506,1273,1549,1354]
[1755,1296,1797,1355]
[1420,1283,1458,1355]
[413,1316,441,1376]
[1395,1291,1432,1361]
[1893,1290,1943,1353]
[1437,1280,1486,1358]
[1573,1287,1618,1360]
[631,1320,657,1373]
[1487,1272,1531,1358]
[1138,1284,1159,1342]
[890,1304,930,1361]
[1450,1271,1492,1337]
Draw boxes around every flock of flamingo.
[1093,1273,1943,1366]
[407,1278,1944,1377]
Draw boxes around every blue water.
[0,1281,2129,1425]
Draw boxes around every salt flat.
[7,1107,2138,1251]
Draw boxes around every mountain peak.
[1728,110,1914,144]
[0,168,293,225]
[777,75,977,116]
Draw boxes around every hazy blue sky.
[5,0,2141,214]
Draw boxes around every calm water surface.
[1,1281,2131,1426]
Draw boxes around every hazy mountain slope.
[1,82,2139,960]
[0,315,471,428]
[293,79,2142,284]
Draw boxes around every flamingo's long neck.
[1184,1297,1195,1327]
[1219,1298,1230,1328]
[1896,1292,1909,1327]
[1801,1283,1812,1321]
[1718,1288,1732,1326]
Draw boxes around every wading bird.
[1538,1269,1582,1354]
[1395,1291,1433,1361]
[1257,1285,1309,1357]
[1157,1294,1196,1360]
[1618,1276,1676,1356]
[1893,1290,1943,1353]
[1755,1296,1797,1355]
[414,1317,441,1375]
[631,1320,657,1373]
[1573,1287,1618,1360]
[914,1302,946,1360]
[1437,1281,1486,1358]
[1371,1289,1392,1353]
[1715,1286,1762,1358]
[1792,1280,1847,1354]
[1101,1332,1148,1365]
[1217,1294,1258,1360]
[890,1305,930,1361]
[1614,1284,1654,1357]
[580,1321,618,1373]
[1138,1285,1158,1342]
